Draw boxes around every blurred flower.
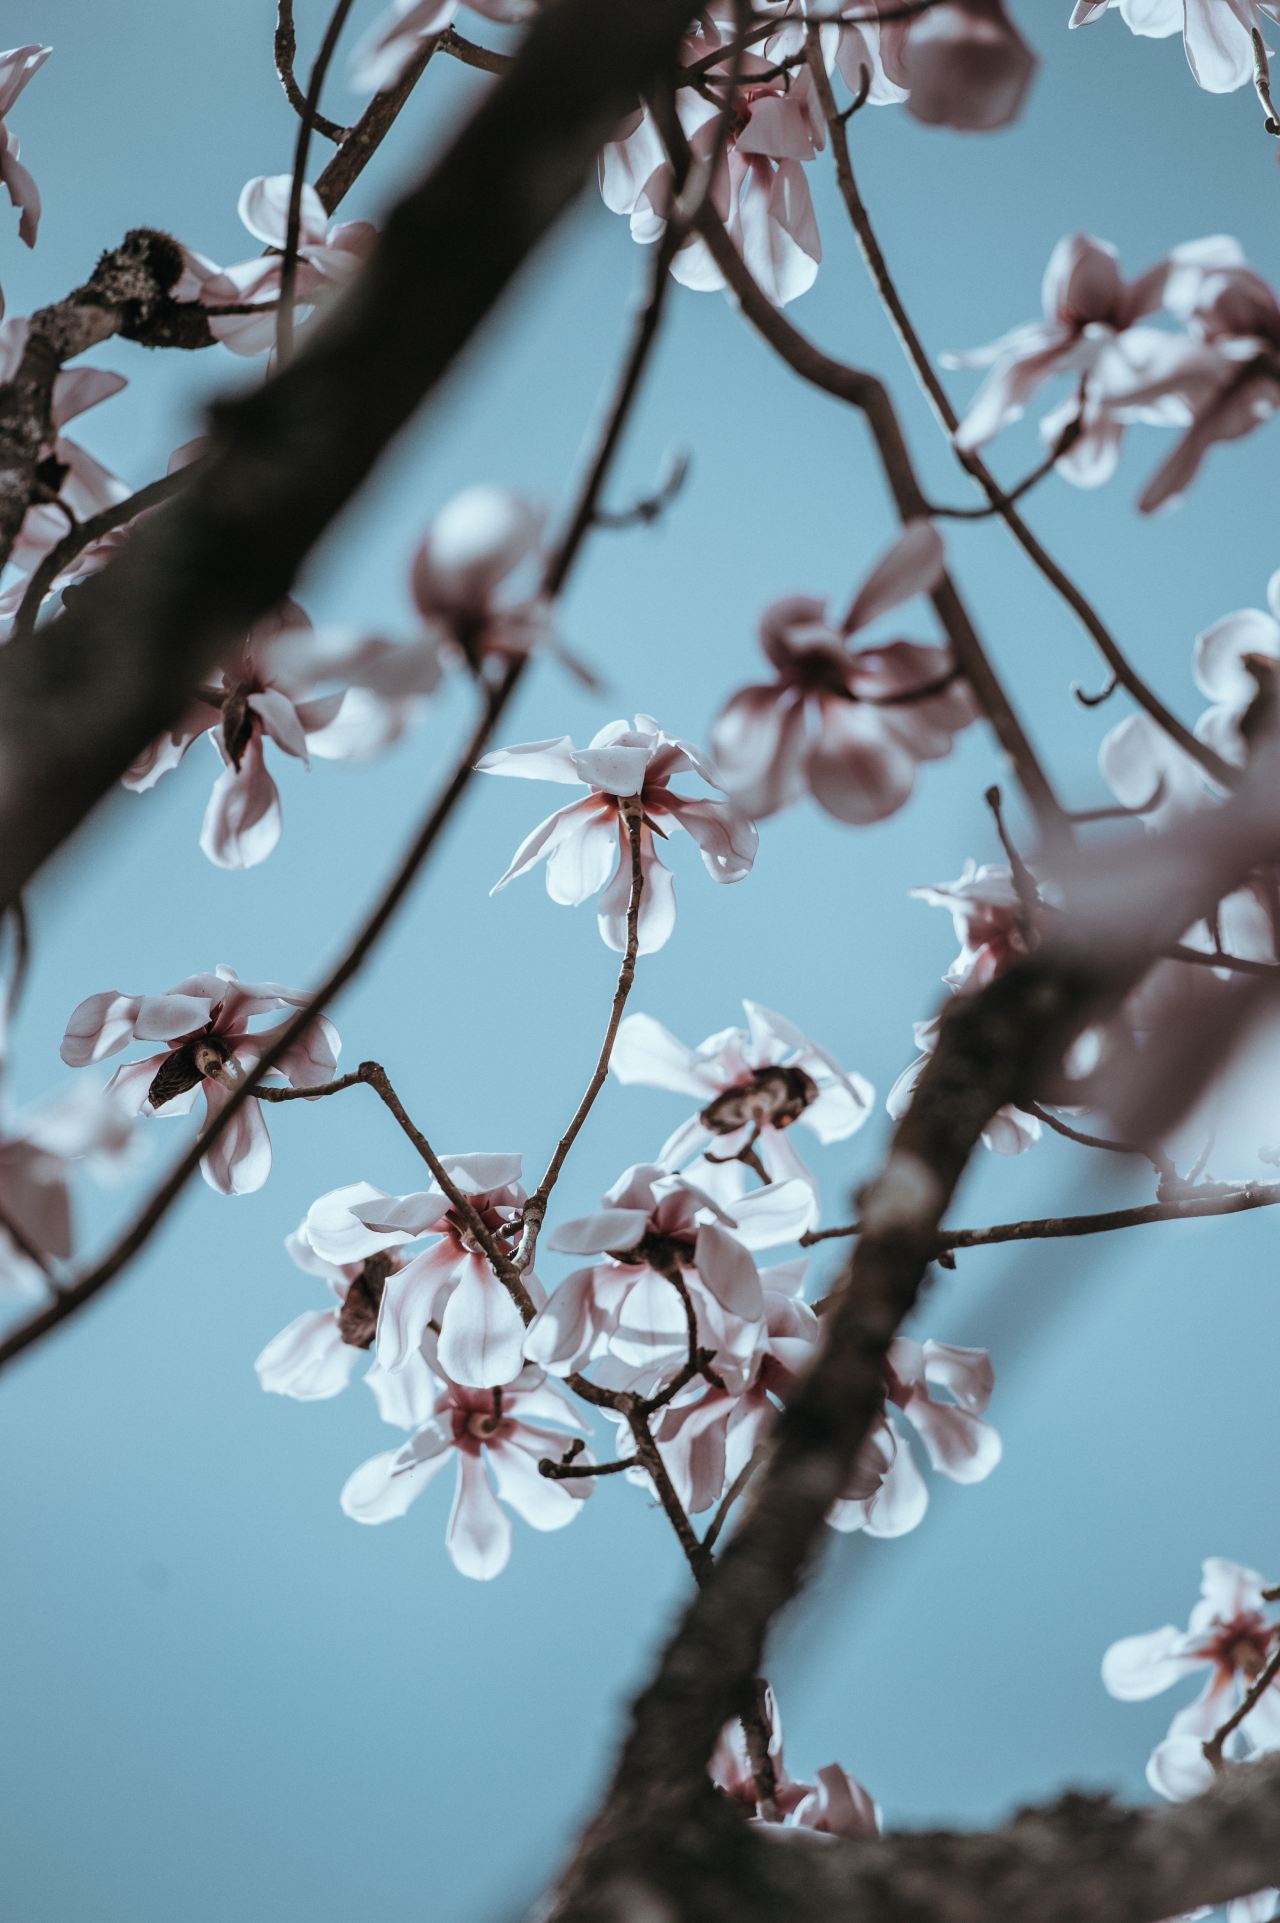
[0,44,51,248]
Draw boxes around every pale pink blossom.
[179,177,376,357]
[123,602,441,869]
[59,965,339,1196]
[642,1258,819,1515]
[0,45,51,248]
[943,233,1189,480]
[711,1685,881,1837]
[1102,242,1280,511]
[478,714,757,954]
[340,1330,592,1580]
[599,16,826,307]
[350,0,534,94]
[909,861,1030,992]
[524,1164,813,1383]
[828,1336,1002,1538]
[1103,1558,1280,1798]
[611,999,872,1190]
[0,317,129,581]
[712,523,975,824]
[303,1159,541,1389]
[1070,0,1280,94]
[1192,566,1280,768]
[254,1208,409,1401]
[0,1080,135,1298]
[409,485,549,669]
[899,0,1036,130]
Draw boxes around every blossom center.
[701,1065,819,1136]
[608,1227,698,1273]
[337,1251,394,1350]
[146,1030,234,1110]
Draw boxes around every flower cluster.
[1071,0,1280,94]
[599,4,1036,304]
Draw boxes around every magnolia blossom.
[302,1159,540,1389]
[1102,1558,1280,1799]
[900,0,1035,130]
[0,44,50,249]
[1194,568,1280,766]
[642,1258,820,1515]
[254,1212,410,1401]
[524,1163,813,1383]
[123,603,441,868]
[180,177,376,357]
[340,1331,592,1580]
[713,523,974,824]
[1115,243,1280,512]
[1070,0,1280,93]
[909,861,1030,991]
[828,1337,1002,1538]
[409,485,548,669]
[599,17,826,307]
[943,233,1187,483]
[611,1000,872,1189]
[59,966,339,1196]
[350,0,534,94]
[0,317,128,580]
[711,1688,881,1838]
[478,715,757,954]
[0,1081,135,1298]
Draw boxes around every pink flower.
[908,861,1029,992]
[302,1158,540,1389]
[828,1337,1001,1538]
[409,485,549,669]
[0,44,51,248]
[944,233,1183,478]
[0,317,129,581]
[1099,241,1280,511]
[640,1257,820,1515]
[524,1163,813,1382]
[611,999,872,1189]
[1103,1558,1280,1798]
[712,522,975,823]
[350,0,534,94]
[477,714,757,954]
[123,602,441,868]
[899,0,1036,130]
[599,16,826,307]
[0,1080,135,1298]
[1191,569,1280,768]
[1070,0,1280,94]
[339,1330,592,1580]
[711,1688,881,1836]
[60,965,339,1196]
[179,177,377,357]
[254,1206,411,1401]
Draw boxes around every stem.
[274,0,349,141]
[702,1446,765,1553]
[1024,1101,1176,1183]
[278,0,359,364]
[517,800,646,1271]
[1204,1639,1280,1771]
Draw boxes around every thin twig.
[274,0,349,141]
[1204,1639,1280,1771]
[702,1446,766,1553]
[592,449,690,529]
[279,0,359,363]
[517,800,646,1271]
[1024,1100,1177,1182]
[439,26,514,74]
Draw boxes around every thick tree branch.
[0,0,701,913]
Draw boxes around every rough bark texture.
[0,0,698,911]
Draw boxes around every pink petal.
[436,1257,529,1387]
[60,991,142,1066]
[845,522,946,635]
[254,1309,357,1399]
[199,735,282,869]
[199,1084,272,1195]
[446,1451,512,1579]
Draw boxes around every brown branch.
[0,0,703,916]
[439,26,513,75]
[1023,1100,1176,1183]
[802,1179,1280,1268]
[517,799,646,1271]
[11,468,191,641]
[1204,1640,1280,1771]
[802,37,1237,795]
[274,0,349,142]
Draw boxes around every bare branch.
[274,0,349,142]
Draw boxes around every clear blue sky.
[2,5,1279,1919]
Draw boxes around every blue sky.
[2,4,1280,1919]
